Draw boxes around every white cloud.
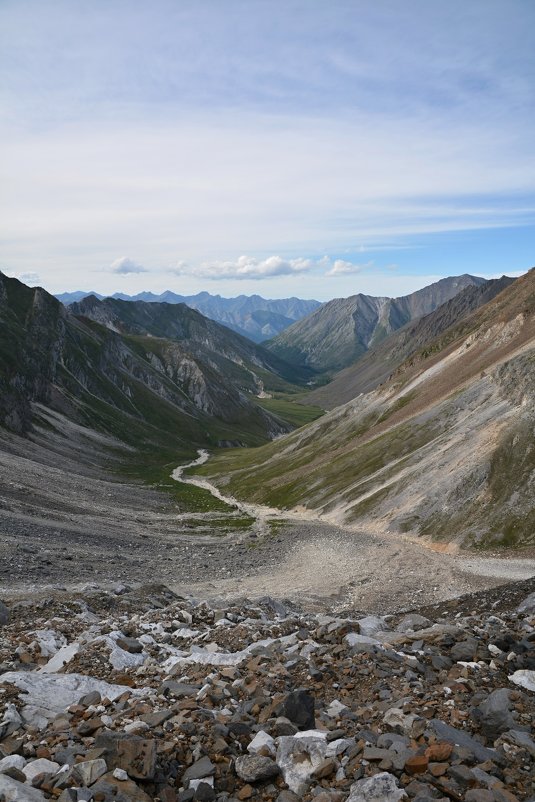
[111,257,148,275]
[18,272,41,285]
[172,254,314,280]
[325,259,373,277]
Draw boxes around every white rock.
[276,736,329,795]
[356,616,386,637]
[0,774,47,800]
[189,777,214,790]
[347,771,405,802]
[113,768,129,781]
[124,721,150,734]
[39,642,80,674]
[326,738,354,757]
[510,669,535,693]
[31,630,66,658]
[23,759,60,782]
[517,592,535,614]
[383,707,417,734]
[1,671,135,720]
[326,699,348,718]
[71,758,107,786]
[248,731,276,756]
[0,755,26,773]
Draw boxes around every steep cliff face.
[0,272,291,447]
[0,276,66,432]
[265,274,487,374]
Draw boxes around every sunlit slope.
[195,269,535,548]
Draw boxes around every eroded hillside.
[194,269,535,548]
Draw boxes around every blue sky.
[0,0,534,300]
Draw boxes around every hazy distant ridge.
[56,290,321,343]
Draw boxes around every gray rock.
[280,689,315,730]
[517,591,535,614]
[234,755,280,783]
[0,600,9,626]
[1,672,133,721]
[22,759,60,782]
[502,729,535,756]
[182,756,216,783]
[356,616,386,637]
[70,758,108,786]
[347,771,405,802]
[395,614,431,633]
[450,639,478,662]
[94,733,157,780]
[0,773,47,800]
[428,719,505,764]
[473,688,515,739]
[115,636,143,654]
[0,756,26,774]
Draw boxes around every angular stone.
[91,772,152,802]
[428,719,505,765]
[347,772,405,802]
[70,758,108,786]
[517,592,535,614]
[509,669,535,692]
[234,755,280,783]
[94,733,157,780]
[23,758,60,782]
[276,736,329,795]
[474,688,515,738]
[0,774,47,800]
[182,756,216,783]
[116,636,143,653]
[280,689,315,730]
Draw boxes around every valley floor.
[1,420,534,614]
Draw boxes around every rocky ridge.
[0,582,534,802]
[265,276,487,374]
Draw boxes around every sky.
[0,0,534,302]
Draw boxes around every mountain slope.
[306,275,515,409]
[0,272,293,452]
[265,274,487,373]
[70,295,315,389]
[194,268,535,548]
[57,290,322,342]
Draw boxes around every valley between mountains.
[1,267,535,611]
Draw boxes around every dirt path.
[169,450,535,611]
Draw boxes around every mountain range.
[56,290,321,343]
[193,269,535,549]
[3,266,534,550]
[265,274,487,373]
[0,272,313,457]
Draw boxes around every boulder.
[473,688,515,739]
[0,773,47,800]
[280,690,315,730]
[347,772,405,802]
[276,736,329,795]
[234,755,280,783]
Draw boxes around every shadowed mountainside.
[0,272,307,454]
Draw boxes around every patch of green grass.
[255,396,324,427]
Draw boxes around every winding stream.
[171,449,300,536]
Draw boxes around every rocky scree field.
[0,581,534,802]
